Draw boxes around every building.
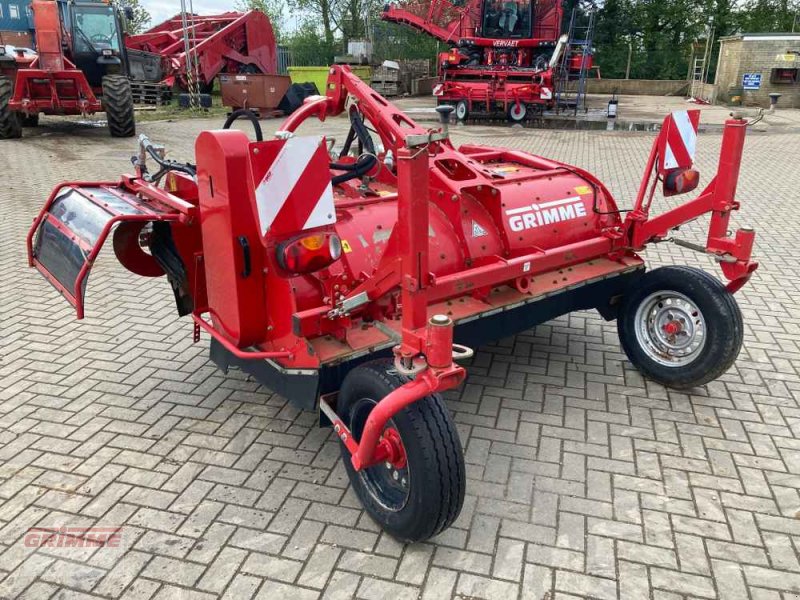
[0,0,33,48]
[715,33,800,108]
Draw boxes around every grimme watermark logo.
[24,527,122,548]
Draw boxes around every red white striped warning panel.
[657,109,700,173]
[250,135,335,238]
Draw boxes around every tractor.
[0,0,136,139]
[27,67,757,542]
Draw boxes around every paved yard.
[0,111,799,600]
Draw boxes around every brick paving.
[0,113,798,599]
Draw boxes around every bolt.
[392,470,399,481]
[385,462,392,469]
[401,477,407,486]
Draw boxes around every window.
[9,4,20,19]
[73,6,121,53]
[771,68,798,84]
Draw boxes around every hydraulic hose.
[222,108,264,142]
[330,107,377,185]
[145,144,196,178]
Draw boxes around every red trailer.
[27,67,757,542]
[125,11,278,92]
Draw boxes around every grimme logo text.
[506,196,587,232]
[24,527,122,548]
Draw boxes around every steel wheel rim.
[510,104,526,120]
[349,398,410,512]
[633,290,707,367]
[456,102,467,120]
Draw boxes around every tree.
[289,0,343,45]
[122,0,151,34]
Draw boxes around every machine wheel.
[22,114,39,127]
[337,360,465,542]
[508,102,527,122]
[0,76,22,139]
[455,100,469,120]
[102,75,136,138]
[617,266,743,389]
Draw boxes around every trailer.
[125,11,278,93]
[27,66,757,542]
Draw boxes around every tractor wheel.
[455,100,469,121]
[337,360,465,542]
[508,102,527,122]
[102,75,135,138]
[617,266,743,389]
[22,114,39,127]
[0,76,22,139]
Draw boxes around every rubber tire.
[508,102,527,122]
[617,266,743,389]
[0,76,22,139]
[22,113,39,127]
[338,360,465,542]
[102,75,136,138]
[455,100,469,120]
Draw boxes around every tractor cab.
[64,1,129,87]
[480,0,532,39]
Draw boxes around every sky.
[141,0,241,28]
[140,0,301,32]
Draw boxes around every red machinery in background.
[382,0,572,120]
[0,0,135,139]
[27,66,756,542]
[125,11,278,93]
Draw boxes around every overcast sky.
[140,0,299,32]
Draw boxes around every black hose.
[330,108,377,184]
[146,144,196,178]
[339,126,357,159]
[222,108,264,142]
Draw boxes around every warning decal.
[472,221,489,238]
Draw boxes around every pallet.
[130,80,172,106]
[372,66,401,82]
[370,82,401,96]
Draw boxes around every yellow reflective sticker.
[168,174,178,192]
[341,240,353,253]
[575,185,592,195]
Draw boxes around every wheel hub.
[378,427,407,469]
[634,291,706,367]
[350,399,411,512]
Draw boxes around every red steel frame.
[26,177,197,319]
[125,11,278,89]
[26,66,757,471]
[8,0,103,116]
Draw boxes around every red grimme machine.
[27,66,757,542]
[382,0,566,120]
[125,11,277,91]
